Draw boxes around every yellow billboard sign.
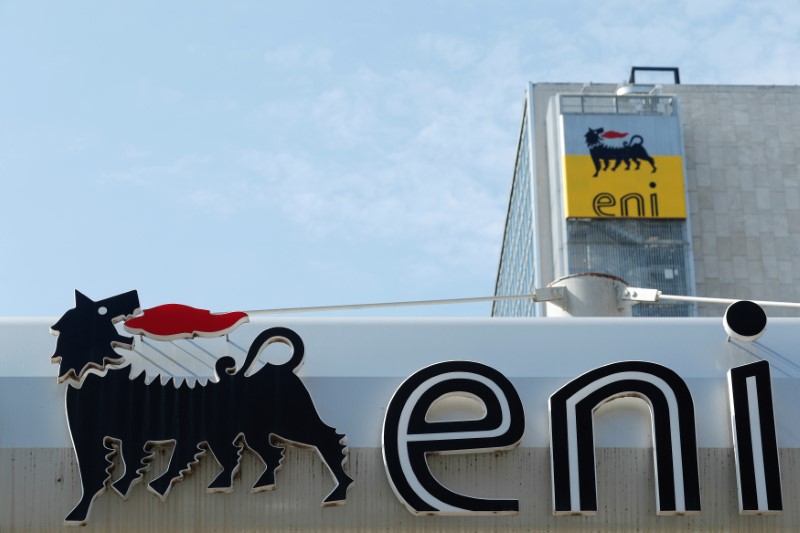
[563,155,686,218]
[561,119,687,219]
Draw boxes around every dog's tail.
[629,135,644,146]
[239,327,306,376]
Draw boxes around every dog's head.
[585,127,603,146]
[50,290,141,384]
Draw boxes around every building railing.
[560,94,675,116]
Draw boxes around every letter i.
[727,361,783,514]
[649,192,659,217]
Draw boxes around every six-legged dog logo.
[50,290,353,525]
[585,127,657,177]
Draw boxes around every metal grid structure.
[493,106,536,317]
[566,219,693,316]
[559,94,675,116]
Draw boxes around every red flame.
[124,304,249,341]
[601,130,628,139]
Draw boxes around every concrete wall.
[678,85,800,316]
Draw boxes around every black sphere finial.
[724,300,767,342]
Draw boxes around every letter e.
[382,361,525,515]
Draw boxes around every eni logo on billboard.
[561,114,687,219]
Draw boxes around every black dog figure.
[51,290,352,525]
[585,127,657,177]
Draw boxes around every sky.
[1,0,799,317]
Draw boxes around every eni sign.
[5,293,800,529]
[45,291,786,526]
[559,113,687,219]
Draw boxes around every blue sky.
[1,1,798,317]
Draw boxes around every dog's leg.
[244,436,285,492]
[265,375,355,506]
[64,440,115,525]
[148,441,203,500]
[646,155,656,173]
[206,435,243,492]
[276,421,353,505]
[314,429,353,506]
[111,438,149,499]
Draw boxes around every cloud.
[92,3,800,291]
[418,34,480,69]
[225,37,529,281]
[220,35,520,289]
[311,86,379,147]
[101,154,212,186]
[61,137,90,154]
[686,4,800,84]
[503,0,800,86]
[123,144,151,159]
[263,44,333,71]
[136,79,184,105]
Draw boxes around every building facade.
[494,81,800,317]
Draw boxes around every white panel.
[4,316,800,529]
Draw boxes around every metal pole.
[244,294,536,315]
[659,294,800,309]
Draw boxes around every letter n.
[549,361,700,515]
[728,360,783,513]
[382,361,525,515]
[620,193,645,217]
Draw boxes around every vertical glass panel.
[566,219,694,316]
[493,110,536,317]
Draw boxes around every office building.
[494,71,800,317]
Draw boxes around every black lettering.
[620,193,645,217]
[650,192,659,217]
[728,360,783,513]
[549,361,700,515]
[382,361,525,515]
[592,193,616,217]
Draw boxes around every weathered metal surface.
[2,448,800,531]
